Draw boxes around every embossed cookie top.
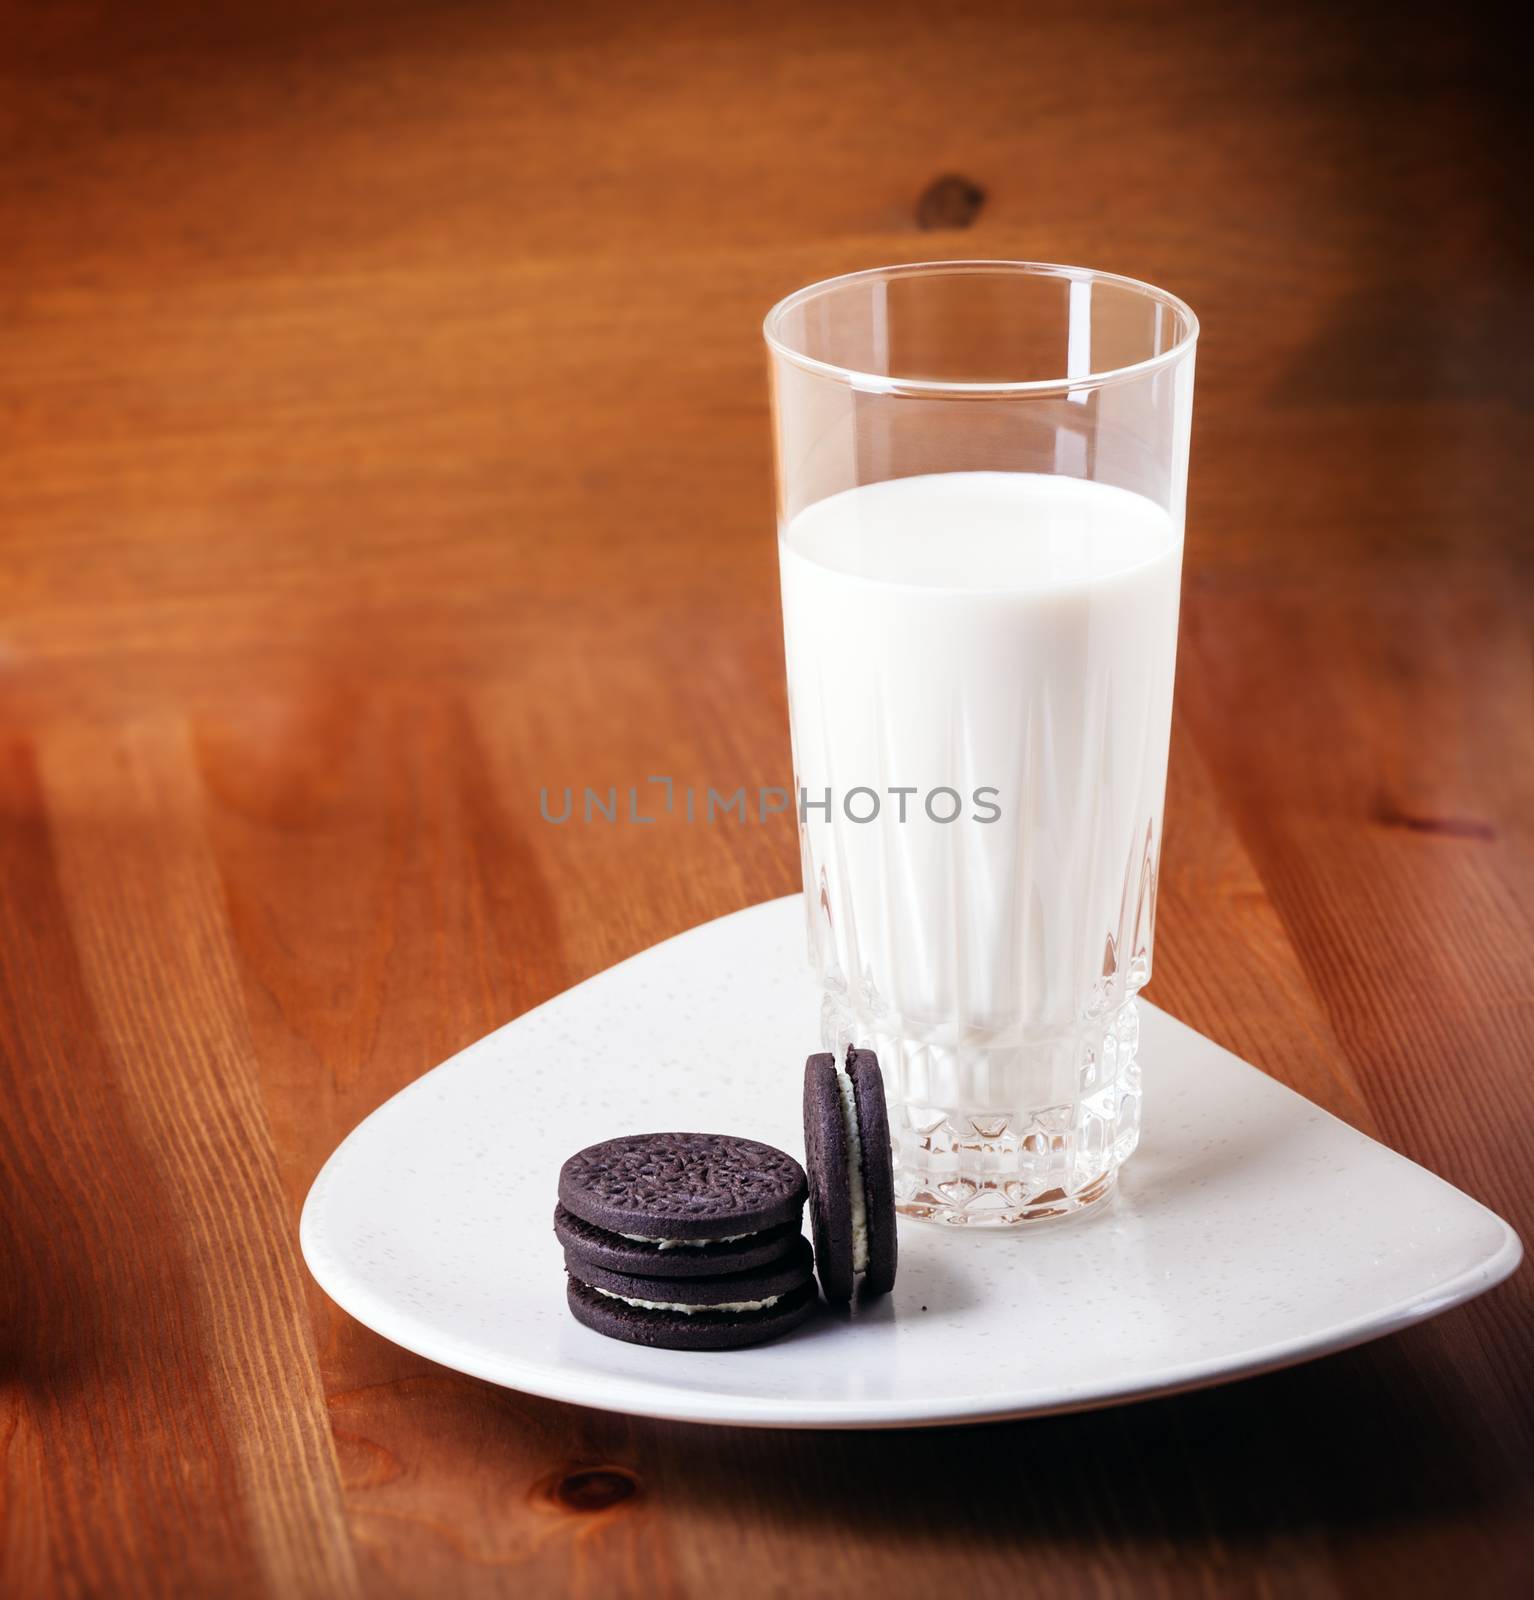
[558,1132,809,1240]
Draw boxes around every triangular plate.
[301,896,1520,1428]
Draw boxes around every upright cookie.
[803,1047,898,1303]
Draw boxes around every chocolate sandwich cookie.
[558,1131,808,1243]
[565,1236,818,1350]
[803,1048,898,1303]
[554,1203,804,1279]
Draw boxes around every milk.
[779,471,1182,1114]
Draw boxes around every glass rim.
[763,259,1199,398]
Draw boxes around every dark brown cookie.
[566,1275,818,1351]
[558,1132,808,1241]
[803,1048,898,1303]
[566,1235,814,1308]
[846,1048,898,1296]
[554,1202,804,1279]
[803,1052,854,1303]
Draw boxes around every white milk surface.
[779,471,1181,1078]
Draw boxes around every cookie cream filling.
[616,1230,753,1250]
[593,1286,782,1315]
[835,1064,870,1273]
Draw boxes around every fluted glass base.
[822,991,1144,1228]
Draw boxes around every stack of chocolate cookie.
[556,1049,901,1349]
[556,1131,818,1349]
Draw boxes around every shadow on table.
[637,1328,1520,1551]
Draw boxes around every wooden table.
[2,3,1529,1594]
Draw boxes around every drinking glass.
[765,261,1198,1226]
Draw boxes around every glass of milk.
[765,262,1198,1227]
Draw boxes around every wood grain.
[1,1,1529,1596]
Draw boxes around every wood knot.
[916,174,985,230]
[538,1464,642,1514]
[1373,804,1495,841]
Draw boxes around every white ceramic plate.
[301,896,1521,1429]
